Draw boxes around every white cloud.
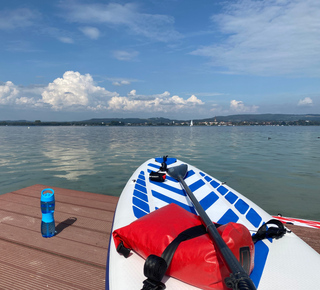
[230,100,259,113]
[1,77,206,115]
[191,0,320,76]
[0,81,39,106]
[41,71,117,110]
[298,97,313,106]
[113,50,139,61]
[0,8,38,30]
[58,37,74,44]
[60,2,182,42]
[80,26,100,39]
[128,90,137,97]
[113,80,131,86]
[0,81,19,105]
[108,91,204,113]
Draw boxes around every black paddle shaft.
[168,164,256,290]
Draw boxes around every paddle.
[167,164,257,290]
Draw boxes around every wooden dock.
[0,184,319,289]
[0,184,118,290]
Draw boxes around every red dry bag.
[113,203,254,290]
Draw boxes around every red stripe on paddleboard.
[273,216,320,229]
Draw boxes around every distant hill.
[79,117,173,125]
[197,114,320,122]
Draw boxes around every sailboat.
[190,120,193,127]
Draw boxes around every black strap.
[149,171,166,182]
[142,224,208,290]
[252,219,287,243]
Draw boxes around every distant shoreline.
[2,113,320,127]
[0,120,320,127]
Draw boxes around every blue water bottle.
[41,188,56,238]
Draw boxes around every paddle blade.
[167,164,188,180]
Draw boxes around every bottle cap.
[41,188,55,202]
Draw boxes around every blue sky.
[1,0,320,121]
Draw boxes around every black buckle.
[116,241,131,258]
[142,279,166,290]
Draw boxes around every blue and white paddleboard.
[106,157,320,289]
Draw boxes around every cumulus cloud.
[1,77,206,115]
[0,81,20,105]
[108,91,204,113]
[230,100,259,113]
[41,71,117,110]
[298,97,313,106]
[2,72,206,115]
[191,0,320,76]
[0,81,39,106]
[60,2,182,42]
[80,26,100,39]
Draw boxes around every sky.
[1,0,320,121]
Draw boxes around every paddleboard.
[106,157,320,289]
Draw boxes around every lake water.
[0,125,319,220]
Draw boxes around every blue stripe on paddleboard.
[189,179,205,192]
[151,190,197,214]
[210,180,220,188]
[246,208,262,228]
[217,209,239,224]
[138,173,145,180]
[250,240,269,288]
[165,175,178,182]
[133,205,148,219]
[185,170,195,179]
[204,176,213,183]
[200,172,205,177]
[150,180,186,196]
[133,189,148,202]
[135,183,147,194]
[136,178,146,187]
[235,199,250,214]
[133,196,150,213]
[225,191,238,204]
[217,185,228,195]
[199,191,219,211]
[148,163,161,170]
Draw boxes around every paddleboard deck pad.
[106,157,320,289]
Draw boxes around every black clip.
[116,241,131,258]
[141,279,166,290]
